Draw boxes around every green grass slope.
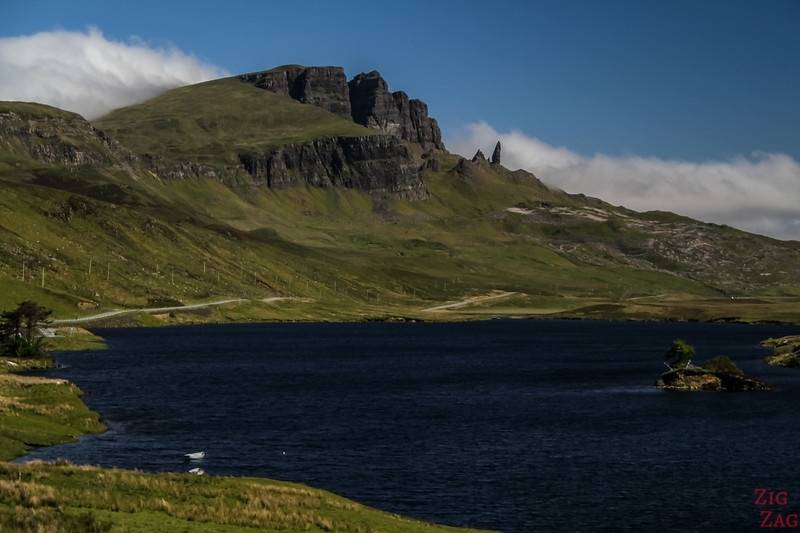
[1,85,800,325]
[94,77,374,167]
[0,357,104,461]
[0,462,486,532]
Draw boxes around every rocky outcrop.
[422,152,441,172]
[0,105,137,168]
[140,155,222,181]
[239,66,352,118]
[471,150,487,164]
[766,351,800,367]
[762,335,800,367]
[46,195,99,222]
[240,66,445,151]
[453,157,484,179]
[491,141,501,165]
[656,367,771,391]
[348,71,444,151]
[238,135,427,199]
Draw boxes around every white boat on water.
[184,451,206,460]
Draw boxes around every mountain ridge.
[0,65,799,324]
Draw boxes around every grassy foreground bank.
[0,356,104,461]
[0,338,485,532]
[0,461,483,532]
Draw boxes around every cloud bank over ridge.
[450,121,800,241]
[0,27,227,119]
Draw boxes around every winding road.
[51,299,248,325]
[52,292,519,324]
[422,291,518,312]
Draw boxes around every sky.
[2,0,799,239]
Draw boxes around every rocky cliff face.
[240,66,444,151]
[239,66,352,119]
[0,105,137,168]
[0,105,231,182]
[239,135,427,199]
[348,71,444,151]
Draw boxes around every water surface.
[23,320,800,532]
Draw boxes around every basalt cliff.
[238,135,427,200]
[240,66,444,151]
[8,65,449,199]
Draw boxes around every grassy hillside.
[1,83,800,325]
[94,77,374,167]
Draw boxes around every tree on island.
[0,301,52,358]
[664,338,695,370]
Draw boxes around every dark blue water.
[21,320,800,532]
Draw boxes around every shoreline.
[1,334,489,532]
[6,320,795,531]
[49,299,800,330]
[0,356,105,462]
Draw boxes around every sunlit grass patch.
[0,462,489,532]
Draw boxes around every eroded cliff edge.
[239,65,444,151]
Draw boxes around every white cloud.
[0,27,227,119]
[449,121,800,241]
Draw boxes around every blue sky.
[4,0,799,161]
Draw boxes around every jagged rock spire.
[491,141,501,165]
[472,149,487,163]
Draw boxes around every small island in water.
[762,335,800,368]
[655,339,771,392]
